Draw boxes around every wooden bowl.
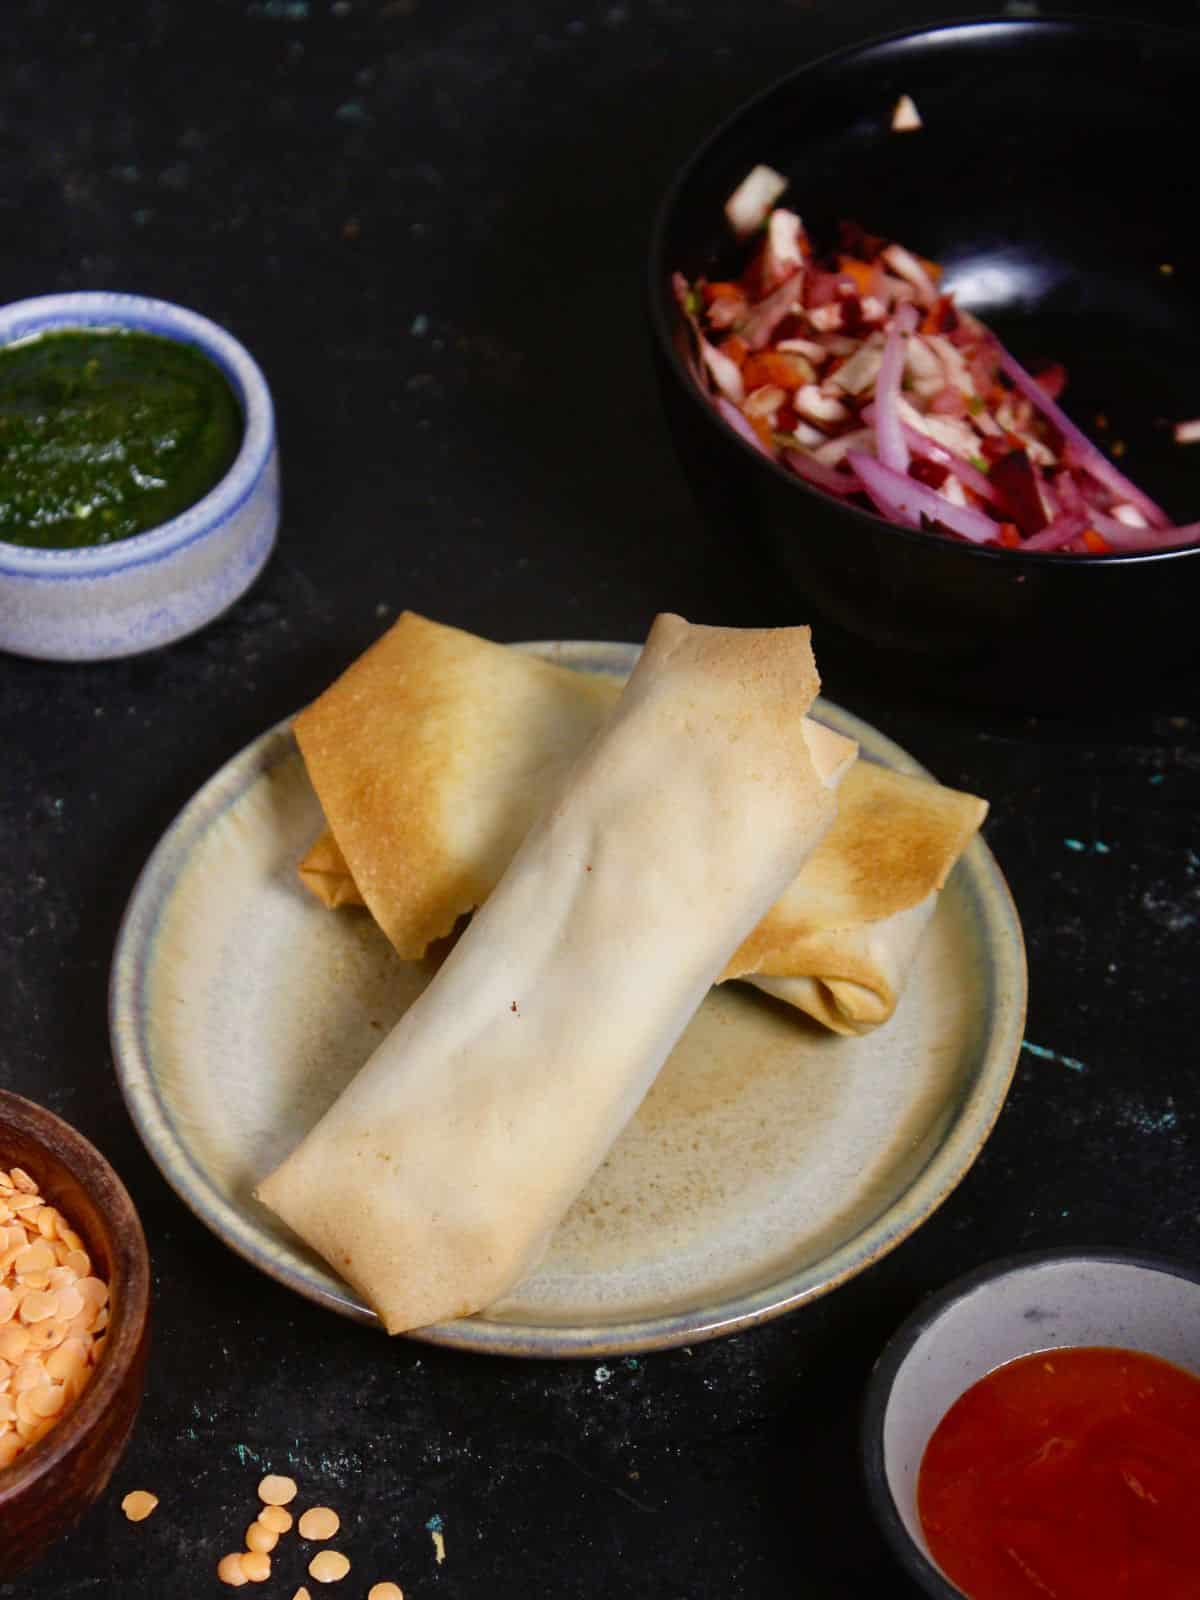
[0,1089,151,1577]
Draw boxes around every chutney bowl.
[0,291,279,661]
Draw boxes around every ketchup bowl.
[861,1249,1200,1599]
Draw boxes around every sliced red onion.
[1022,512,1089,552]
[700,338,744,403]
[1052,470,1088,518]
[1142,521,1200,550]
[872,302,918,474]
[995,341,1171,528]
[740,268,806,350]
[783,450,860,496]
[881,243,937,307]
[1076,508,1200,552]
[847,449,997,543]
[715,396,775,459]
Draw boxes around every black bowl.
[649,17,1200,709]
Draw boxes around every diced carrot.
[749,413,776,451]
[742,350,811,389]
[836,256,874,295]
[1082,528,1112,554]
[702,281,744,305]
[719,333,749,367]
[995,522,1022,548]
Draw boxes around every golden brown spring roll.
[258,615,856,1332]
[294,612,986,1034]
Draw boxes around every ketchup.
[917,1346,1200,1600]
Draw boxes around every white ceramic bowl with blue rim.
[0,292,279,661]
[862,1248,1200,1597]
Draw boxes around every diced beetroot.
[989,447,1049,534]
[838,294,870,337]
[1029,359,1067,401]
[772,312,806,343]
[805,271,842,309]
[837,219,889,262]
[909,456,950,491]
[980,434,1013,463]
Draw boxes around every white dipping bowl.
[0,292,279,661]
[862,1249,1200,1598]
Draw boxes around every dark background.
[2,1,1198,1595]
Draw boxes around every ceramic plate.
[110,641,1026,1357]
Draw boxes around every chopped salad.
[674,165,1199,554]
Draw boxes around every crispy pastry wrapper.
[258,614,854,1332]
[295,612,986,1035]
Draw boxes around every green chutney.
[0,328,243,549]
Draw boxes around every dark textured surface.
[1,2,1197,1595]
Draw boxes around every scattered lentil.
[369,1585,404,1600]
[245,1518,279,1553]
[241,1549,272,1583]
[121,1489,159,1522]
[308,1548,351,1583]
[259,1503,294,1534]
[258,1472,299,1506]
[217,1552,250,1586]
[298,1505,340,1541]
[292,1590,312,1600]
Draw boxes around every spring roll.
[258,614,855,1332]
[295,612,986,1034]
[721,761,987,1033]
